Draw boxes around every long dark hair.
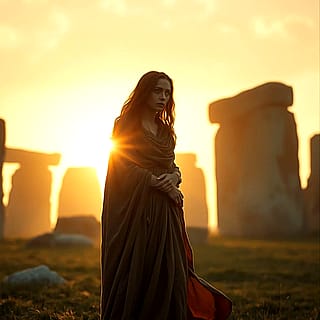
[114,71,176,140]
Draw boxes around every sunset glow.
[0,0,319,230]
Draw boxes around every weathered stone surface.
[26,232,94,247]
[53,233,94,246]
[186,227,208,245]
[4,149,61,239]
[58,167,102,221]
[209,82,304,236]
[3,265,65,286]
[175,153,208,228]
[303,134,320,233]
[0,119,5,240]
[5,148,60,165]
[209,82,293,123]
[54,215,100,243]
[175,153,209,243]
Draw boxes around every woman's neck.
[141,111,158,135]
[142,108,157,122]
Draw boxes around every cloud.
[21,0,49,3]
[217,23,238,34]
[253,18,287,37]
[0,25,19,49]
[162,0,176,7]
[252,15,314,39]
[0,0,318,91]
[195,0,216,16]
[43,9,70,50]
[99,0,216,20]
[100,0,128,16]
[51,9,70,34]
[0,4,70,60]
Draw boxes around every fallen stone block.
[26,232,94,247]
[3,265,65,286]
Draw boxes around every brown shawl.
[101,119,232,320]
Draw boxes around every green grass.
[0,236,319,319]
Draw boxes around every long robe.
[101,120,232,320]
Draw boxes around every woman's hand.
[150,175,183,206]
[152,173,179,192]
[167,187,184,207]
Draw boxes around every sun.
[60,120,116,195]
[105,136,115,155]
[51,84,123,196]
[95,136,115,190]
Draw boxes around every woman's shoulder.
[113,117,137,136]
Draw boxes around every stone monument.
[58,167,102,220]
[0,119,5,240]
[56,167,102,242]
[303,134,320,233]
[4,148,60,238]
[175,153,209,243]
[209,82,304,236]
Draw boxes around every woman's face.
[146,78,172,113]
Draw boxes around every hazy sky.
[1,0,319,229]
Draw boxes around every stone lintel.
[209,82,293,124]
[5,148,61,166]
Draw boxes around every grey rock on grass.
[3,265,66,286]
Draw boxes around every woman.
[101,71,232,320]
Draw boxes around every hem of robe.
[187,272,232,320]
[181,212,232,320]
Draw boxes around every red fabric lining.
[181,211,231,320]
[188,276,215,319]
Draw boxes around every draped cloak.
[101,119,232,320]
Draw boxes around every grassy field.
[0,236,319,319]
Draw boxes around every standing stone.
[0,119,5,240]
[58,167,102,221]
[209,82,304,237]
[176,153,209,243]
[54,215,100,244]
[303,134,320,233]
[4,149,60,239]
